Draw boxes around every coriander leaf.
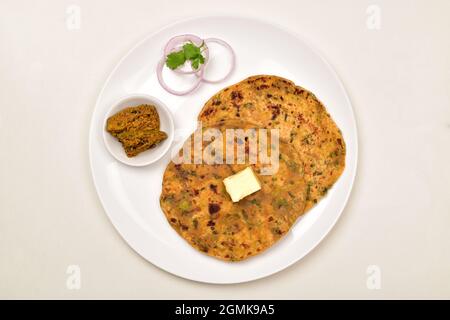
[166,50,186,70]
[183,42,201,60]
[191,58,200,70]
[165,42,205,71]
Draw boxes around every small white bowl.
[102,94,174,166]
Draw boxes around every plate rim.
[88,14,359,284]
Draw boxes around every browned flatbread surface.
[198,75,346,211]
[160,120,307,261]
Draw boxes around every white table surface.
[1,0,449,299]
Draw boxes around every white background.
[1,0,449,299]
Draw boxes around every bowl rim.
[102,93,174,167]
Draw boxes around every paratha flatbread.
[198,75,346,211]
[160,120,307,261]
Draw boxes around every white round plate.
[89,16,358,284]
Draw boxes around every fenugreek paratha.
[198,75,346,211]
[160,120,307,261]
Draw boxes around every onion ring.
[163,34,209,75]
[156,57,203,96]
[157,35,236,95]
[197,38,235,83]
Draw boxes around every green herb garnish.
[166,51,186,70]
[166,41,206,70]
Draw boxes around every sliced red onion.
[164,34,209,75]
[156,57,203,96]
[157,35,236,95]
[197,38,235,83]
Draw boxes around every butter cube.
[223,167,261,202]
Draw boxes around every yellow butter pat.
[223,167,261,202]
